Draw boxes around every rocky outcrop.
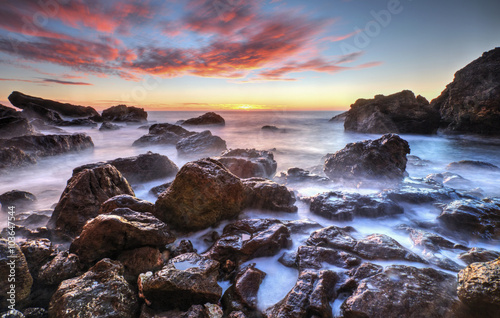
[218,148,277,178]
[176,130,227,157]
[0,239,33,307]
[48,258,139,318]
[431,47,500,135]
[101,105,147,122]
[48,164,135,236]
[344,90,440,134]
[99,122,121,131]
[324,134,410,183]
[0,190,36,212]
[0,134,94,157]
[179,112,225,126]
[132,123,195,146]
[0,116,35,138]
[0,146,37,169]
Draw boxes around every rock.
[149,182,172,197]
[324,134,410,183]
[382,179,460,204]
[133,123,195,146]
[459,248,500,265]
[341,265,458,318]
[0,116,35,138]
[296,245,361,271]
[266,270,337,318]
[138,253,222,311]
[57,118,97,127]
[168,239,196,258]
[19,238,53,278]
[261,125,280,131]
[1,310,24,317]
[274,168,329,185]
[99,122,121,131]
[407,155,431,167]
[99,195,155,214]
[0,239,33,307]
[344,90,440,134]
[101,105,147,122]
[457,258,500,316]
[0,104,19,117]
[446,160,500,171]
[48,164,135,236]
[20,101,63,124]
[48,258,139,318]
[242,178,297,212]
[309,191,403,221]
[0,134,94,157]
[431,48,500,135]
[0,146,37,169]
[205,219,291,265]
[180,112,225,126]
[176,130,227,157]
[70,208,175,264]
[74,152,179,184]
[437,198,500,239]
[329,111,348,122]
[37,251,82,286]
[22,308,48,318]
[154,158,245,231]
[218,149,277,179]
[0,190,36,212]
[8,91,100,118]
[140,303,223,318]
[117,246,164,279]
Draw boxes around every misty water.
[2,111,500,313]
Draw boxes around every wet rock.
[0,104,20,117]
[98,122,121,131]
[1,309,24,317]
[341,265,458,318]
[70,208,175,264]
[0,190,36,212]
[48,258,139,318]
[309,191,403,221]
[154,158,245,231]
[22,307,48,318]
[48,164,134,236]
[329,111,348,122]
[400,226,465,252]
[37,251,82,286]
[437,198,500,239]
[0,146,37,169]
[19,239,53,278]
[261,125,280,131]
[457,258,500,316]
[266,270,337,318]
[446,160,500,171]
[431,47,500,135]
[407,155,431,167]
[344,90,440,134]
[133,123,195,146]
[383,182,459,204]
[168,239,196,258]
[274,168,329,185]
[0,116,35,138]
[458,248,500,265]
[0,239,33,307]
[140,303,223,318]
[57,118,98,127]
[180,112,225,126]
[99,194,155,214]
[176,130,227,157]
[306,226,358,251]
[9,91,100,118]
[242,178,297,212]
[324,134,410,183]
[348,262,384,281]
[0,134,94,157]
[283,219,323,235]
[20,101,63,124]
[218,149,277,179]
[149,181,172,197]
[117,246,164,279]
[296,245,361,271]
[138,253,222,311]
[222,264,266,316]
[101,104,147,122]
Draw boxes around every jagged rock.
[324,134,410,183]
[274,168,329,185]
[407,155,432,167]
[168,239,196,258]
[57,118,97,127]
[70,208,175,264]
[222,264,266,316]
[154,158,245,231]
[179,112,225,126]
[329,111,348,122]
[8,91,100,118]
[0,147,37,169]
[446,160,500,171]
[382,180,460,204]
[341,265,458,318]
[19,239,53,279]
[37,251,82,286]
[117,247,164,279]
[22,308,48,318]
[398,226,465,252]
[0,190,36,212]
[242,178,297,212]
[149,181,172,197]
[48,164,135,236]
[0,104,19,117]
[99,122,121,131]
[218,149,277,178]
[133,123,195,146]
[296,245,361,271]
[458,248,500,265]
[99,195,155,214]
[0,134,94,157]
[138,253,222,311]
[20,101,63,124]
[0,116,35,138]
[48,258,139,318]
[431,47,500,135]
[176,130,227,157]
[101,105,147,122]
[0,239,33,307]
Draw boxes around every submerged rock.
[101,104,147,122]
[296,245,361,271]
[176,130,227,157]
[218,148,277,179]
[0,190,36,212]
[329,111,348,122]
[261,125,280,131]
[0,134,94,157]
[274,167,329,185]
[132,123,195,146]
[179,112,225,126]
[99,122,121,131]
[242,178,297,212]
[0,146,37,169]
[458,247,500,265]
[446,160,500,171]
[0,116,35,138]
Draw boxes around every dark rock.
[446,160,500,171]
[261,125,280,131]
[149,182,172,197]
[70,208,175,264]
[344,90,440,134]
[296,245,361,271]
[0,134,94,157]
[0,116,35,138]
[8,91,100,118]
[99,122,121,131]
[48,258,139,318]
[138,253,222,311]
[101,105,147,122]
[309,191,403,221]
[329,111,348,122]
[37,251,82,286]
[407,154,432,167]
[117,246,164,279]
[154,158,245,231]
[0,146,37,169]
[20,101,63,124]
[222,264,266,316]
[400,226,464,252]
[283,219,323,235]
[57,118,97,127]
[218,148,277,179]
[383,181,460,204]
[48,164,135,236]
[140,303,223,318]
[274,168,329,185]
[168,239,196,258]
[1,310,24,317]
[176,130,227,157]
[19,238,53,279]
[266,270,337,318]
[457,258,500,316]
[180,112,225,126]
[324,134,410,183]
[99,194,155,214]
[348,262,384,281]
[0,104,19,117]
[22,308,48,318]
[0,239,33,307]
[0,190,36,212]
[306,226,358,251]
[341,265,458,318]
[242,178,297,212]
[458,248,500,265]
[133,123,195,146]
[431,48,500,135]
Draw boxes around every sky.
[0,0,499,111]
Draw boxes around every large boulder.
[176,130,227,157]
[0,239,33,308]
[0,190,36,212]
[218,149,277,178]
[431,47,500,135]
[132,123,195,146]
[101,105,147,122]
[344,90,440,134]
[0,116,35,138]
[8,91,100,118]
[0,147,37,169]
[99,194,155,214]
[48,258,139,318]
[48,164,135,236]
[154,158,245,231]
[179,112,225,126]
[324,134,410,183]
[70,208,175,264]
[0,134,94,157]
[38,251,82,286]
[19,101,63,124]
[242,178,297,212]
